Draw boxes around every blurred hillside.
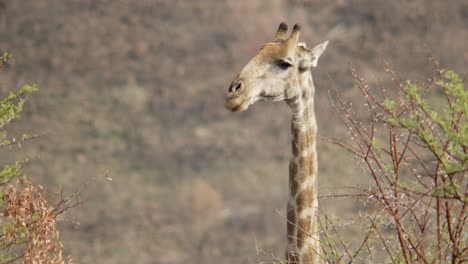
[0,0,466,263]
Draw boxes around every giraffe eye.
[277,60,292,70]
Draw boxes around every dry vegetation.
[0,54,77,263]
[320,60,467,263]
[2,176,75,264]
[0,0,466,263]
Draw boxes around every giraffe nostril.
[234,82,242,92]
[229,81,243,93]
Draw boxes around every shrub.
[324,58,467,263]
[0,52,74,264]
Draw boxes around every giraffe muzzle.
[224,96,250,112]
[225,79,250,112]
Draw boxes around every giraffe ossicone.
[225,22,328,264]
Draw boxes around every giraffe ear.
[310,40,328,68]
[298,43,312,73]
[298,41,329,73]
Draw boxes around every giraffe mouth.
[227,102,248,112]
[231,104,242,112]
[225,97,251,112]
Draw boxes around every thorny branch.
[321,58,467,263]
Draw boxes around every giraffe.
[225,22,328,263]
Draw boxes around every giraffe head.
[225,22,328,112]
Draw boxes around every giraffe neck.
[285,73,320,264]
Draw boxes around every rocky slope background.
[0,0,466,263]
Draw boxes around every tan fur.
[257,43,289,64]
